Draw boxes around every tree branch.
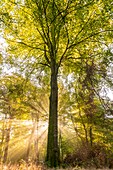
[68,29,113,49]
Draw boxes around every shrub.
[63,142,109,168]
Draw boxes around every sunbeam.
[0,118,48,163]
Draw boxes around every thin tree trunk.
[34,115,39,164]
[59,129,63,162]
[46,63,60,167]
[89,126,93,146]
[3,118,11,164]
[26,122,35,162]
[78,109,89,145]
[0,119,5,162]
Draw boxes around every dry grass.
[0,160,112,170]
[0,164,112,170]
[0,163,39,170]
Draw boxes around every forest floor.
[0,164,112,170]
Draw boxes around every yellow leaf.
[16,98,20,103]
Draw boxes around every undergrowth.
[0,163,111,170]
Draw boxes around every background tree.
[0,74,49,163]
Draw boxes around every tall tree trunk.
[46,63,60,167]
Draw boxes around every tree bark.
[46,63,60,167]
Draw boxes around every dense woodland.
[0,0,113,169]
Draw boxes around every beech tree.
[1,0,113,167]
